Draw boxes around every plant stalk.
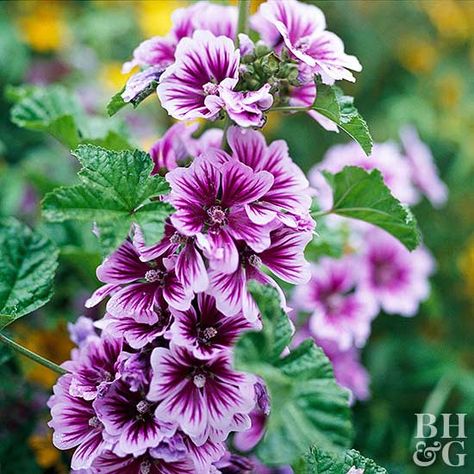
[237,0,250,37]
[0,332,67,375]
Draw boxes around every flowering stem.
[311,209,332,218]
[0,332,67,375]
[237,0,250,37]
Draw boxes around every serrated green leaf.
[235,283,353,467]
[0,218,58,330]
[295,446,387,474]
[42,145,172,252]
[9,85,133,149]
[322,166,421,250]
[312,83,373,156]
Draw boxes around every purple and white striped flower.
[157,31,240,121]
[92,450,195,474]
[225,126,313,226]
[48,374,110,470]
[63,335,122,401]
[94,379,177,456]
[133,221,209,294]
[209,227,312,322]
[400,125,448,207]
[358,228,435,317]
[166,154,274,274]
[252,0,362,84]
[148,344,256,445]
[99,309,171,350]
[167,293,253,359]
[292,256,377,350]
[86,239,193,321]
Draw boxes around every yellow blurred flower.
[397,36,438,74]
[137,0,186,38]
[16,1,69,53]
[29,431,63,470]
[422,0,472,42]
[459,236,474,298]
[100,61,137,91]
[14,322,73,389]
[435,72,463,109]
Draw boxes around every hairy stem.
[269,106,310,113]
[237,0,250,37]
[0,332,67,375]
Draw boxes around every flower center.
[170,232,187,245]
[324,293,344,314]
[295,36,311,53]
[145,269,166,285]
[374,261,396,286]
[199,326,218,344]
[207,205,227,227]
[248,254,262,268]
[88,416,101,429]
[203,82,219,95]
[136,400,152,415]
[193,373,207,388]
[140,460,152,474]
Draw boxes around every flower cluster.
[293,128,444,402]
[122,0,361,129]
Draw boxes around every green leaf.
[322,166,421,250]
[235,283,353,467]
[0,218,59,330]
[9,85,133,150]
[312,83,373,156]
[294,446,387,474]
[42,145,173,252]
[107,87,127,116]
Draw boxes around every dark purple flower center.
[170,231,188,245]
[145,269,166,285]
[207,205,228,227]
[373,261,397,286]
[198,326,218,345]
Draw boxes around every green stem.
[237,0,250,37]
[311,209,332,218]
[0,332,67,375]
[269,106,310,113]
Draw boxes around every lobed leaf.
[42,145,173,252]
[9,85,133,150]
[234,283,353,467]
[322,166,421,250]
[0,218,58,330]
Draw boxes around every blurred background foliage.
[0,1,473,473]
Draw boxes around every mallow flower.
[86,240,193,321]
[148,344,256,445]
[252,0,362,84]
[292,256,377,351]
[358,228,435,317]
[166,153,275,275]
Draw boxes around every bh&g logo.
[413,413,467,467]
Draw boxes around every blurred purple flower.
[400,125,448,207]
